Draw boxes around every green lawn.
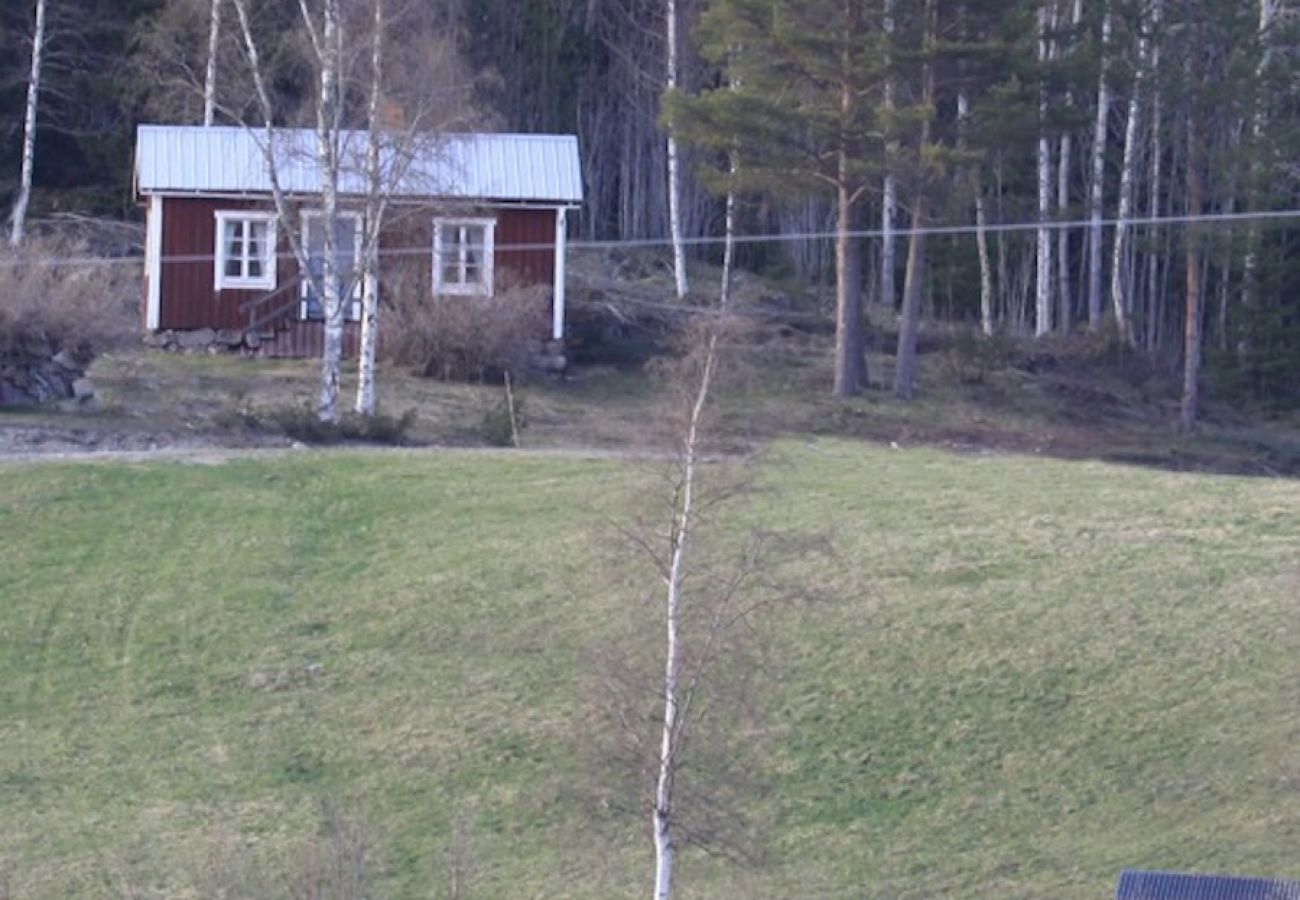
[0,443,1296,898]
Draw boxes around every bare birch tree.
[666,0,689,300]
[1110,0,1160,344]
[1056,0,1083,332]
[202,0,222,126]
[354,0,386,417]
[8,0,48,249]
[1034,1,1055,337]
[1086,3,1112,329]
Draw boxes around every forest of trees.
[2,0,1299,417]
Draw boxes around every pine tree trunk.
[1181,112,1203,432]
[1035,3,1055,337]
[1241,0,1277,351]
[203,0,222,126]
[8,0,47,249]
[666,0,688,299]
[894,0,935,399]
[1087,5,1112,329]
[833,177,866,397]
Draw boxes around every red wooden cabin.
[134,125,582,357]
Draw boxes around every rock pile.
[0,350,94,407]
[143,328,257,354]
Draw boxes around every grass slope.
[0,444,1296,898]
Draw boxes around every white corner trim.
[553,206,567,340]
[145,194,163,330]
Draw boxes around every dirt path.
[0,426,682,467]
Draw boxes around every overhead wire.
[3,207,1300,269]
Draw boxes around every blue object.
[1118,870,1300,900]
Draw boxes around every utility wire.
[3,207,1300,269]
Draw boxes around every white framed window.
[433,218,495,296]
[300,210,363,321]
[214,211,277,290]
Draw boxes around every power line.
[3,207,1300,269]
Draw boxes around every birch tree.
[1056,0,1083,331]
[1110,0,1160,344]
[230,0,347,422]
[354,0,386,416]
[202,0,222,126]
[1034,1,1055,337]
[8,0,48,249]
[1085,4,1112,329]
[666,0,689,299]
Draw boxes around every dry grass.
[0,239,138,366]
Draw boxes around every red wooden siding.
[159,197,300,331]
[154,198,560,350]
[258,321,361,358]
[495,208,556,290]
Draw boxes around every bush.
[225,403,418,445]
[0,237,138,368]
[382,283,550,382]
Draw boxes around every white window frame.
[432,217,495,297]
[300,209,364,321]
[214,210,278,291]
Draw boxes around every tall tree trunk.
[1035,2,1055,337]
[356,0,387,417]
[1240,0,1278,351]
[203,0,222,126]
[1181,111,1203,432]
[1056,0,1083,332]
[958,87,994,337]
[1110,0,1159,344]
[8,0,47,249]
[312,0,345,424]
[832,1,867,398]
[1086,4,1112,329]
[833,177,866,397]
[666,0,688,299]
[894,0,936,399]
[881,0,898,309]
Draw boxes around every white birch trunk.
[8,0,47,249]
[1110,0,1158,344]
[958,89,994,337]
[1086,5,1112,329]
[313,0,345,424]
[666,0,688,299]
[1035,3,1055,337]
[651,297,723,900]
[355,0,387,417]
[881,0,898,309]
[1056,0,1082,332]
[203,0,222,126]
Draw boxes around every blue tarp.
[1118,870,1300,900]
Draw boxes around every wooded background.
[2,0,1298,409]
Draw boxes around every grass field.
[1,442,1297,898]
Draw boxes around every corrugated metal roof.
[1118,871,1300,900]
[135,125,583,204]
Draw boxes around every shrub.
[0,236,138,368]
[236,404,418,445]
[382,282,549,382]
